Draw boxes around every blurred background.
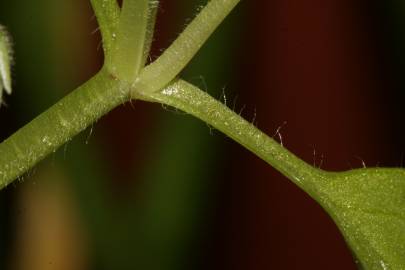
[0,0,405,269]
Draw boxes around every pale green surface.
[90,0,120,67]
[0,25,12,103]
[321,169,405,269]
[111,0,150,81]
[1,0,405,269]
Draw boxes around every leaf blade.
[320,169,405,269]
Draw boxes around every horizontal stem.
[139,80,327,197]
[0,69,129,189]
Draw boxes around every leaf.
[318,168,405,269]
[0,25,13,104]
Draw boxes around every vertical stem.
[112,0,150,81]
[141,0,159,67]
[90,0,120,67]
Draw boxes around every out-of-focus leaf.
[0,25,12,104]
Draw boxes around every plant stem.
[90,0,120,68]
[0,68,128,189]
[136,0,240,94]
[0,0,242,190]
[141,0,159,67]
[139,79,328,198]
[112,0,150,81]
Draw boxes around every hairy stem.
[90,0,120,67]
[141,0,159,67]
[112,0,150,81]
[135,0,240,94]
[0,69,129,189]
[138,80,328,198]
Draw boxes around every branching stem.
[135,0,240,93]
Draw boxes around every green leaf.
[0,25,13,104]
[319,168,405,270]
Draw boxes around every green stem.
[135,0,240,94]
[141,0,159,67]
[90,0,120,68]
[0,0,242,191]
[112,0,150,81]
[139,79,327,197]
[0,69,128,189]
